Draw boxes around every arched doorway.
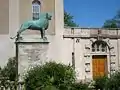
[91,40,108,79]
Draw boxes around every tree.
[114,10,120,27]
[103,19,117,28]
[1,57,16,81]
[103,10,120,28]
[64,11,79,27]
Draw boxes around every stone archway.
[91,40,109,79]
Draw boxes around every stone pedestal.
[16,41,49,81]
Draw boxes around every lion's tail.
[10,24,23,39]
[10,34,18,39]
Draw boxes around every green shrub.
[24,62,75,90]
[93,76,108,90]
[41,85,59,90]
[0,57,16,81]
[70,82,89,90]
[106,71,120,90]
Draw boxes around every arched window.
[32,0,41,20]
[92,40,107,52]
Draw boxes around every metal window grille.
[32,2,40,20]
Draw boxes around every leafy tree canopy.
[64,11,79,27]
[103,19,117,28]
[103,10,120,28]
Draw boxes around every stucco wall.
[118,39,120,68]
[0,0,9,34]
[0,0,19,67]
[63,28,120,80]
[41,0,55,35]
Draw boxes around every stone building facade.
[0,0,120,81]
[63,28,120,80]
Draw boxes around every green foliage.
[0,57,16,81]
[24,62,75,90]
[106,71,120,90]
[92,72,120,90]
[93,76,108,90]
[70,82,89,90]
[103,10,120,28]
[114,10,120,28]
[115,10,120,18]
[64,11,79,27]
[41,85,59,90]
[3,57,120,90]
[103,19,117,28]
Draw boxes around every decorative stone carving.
[85,63,90,73]
[76,38,80,43]
[85,44,90,49]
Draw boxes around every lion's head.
[46,13,52,20]
[39,13,52,20]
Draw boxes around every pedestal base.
[16,41,49,81]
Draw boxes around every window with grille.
[32,0,41,20]
[92,40,107,53]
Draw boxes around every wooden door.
[92,55,107,79]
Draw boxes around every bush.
[92,72,120,90]
[24,62,75,90]
[106,71,120,90]
[70,82,89,90]
[93,76,108,90]
[41,85,59,90]
[0,57,16,81]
